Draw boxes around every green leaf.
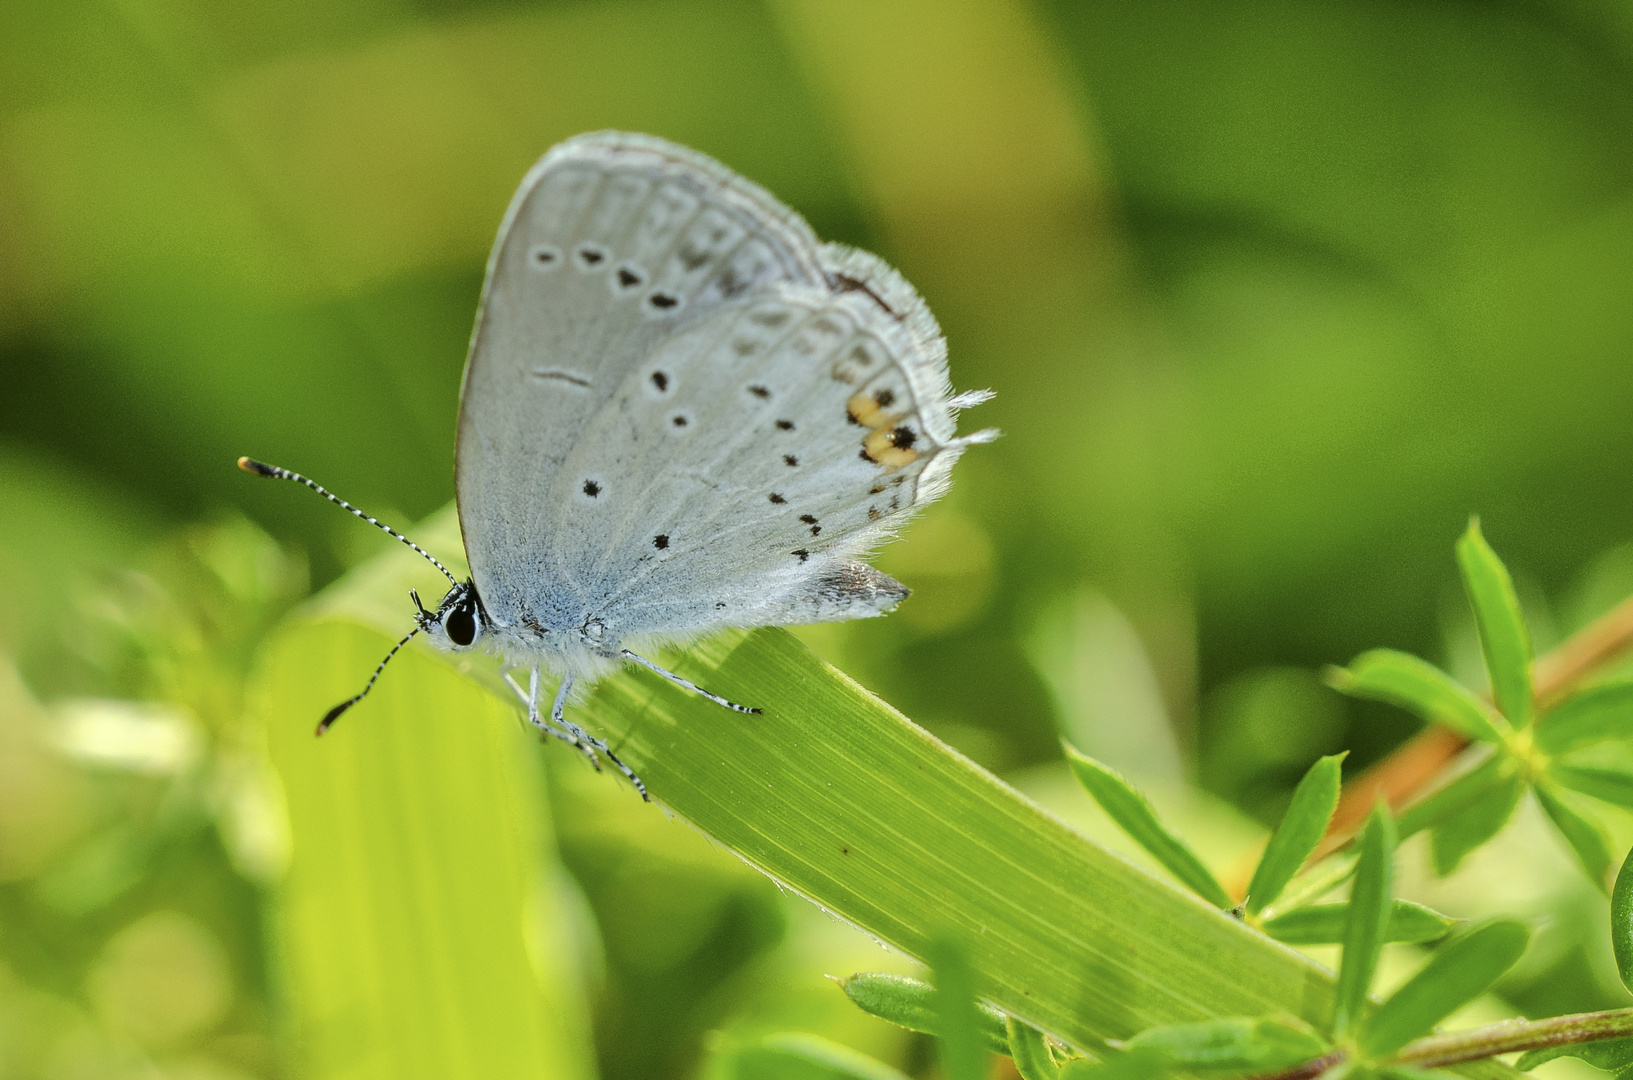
[1058,1049,1164,1080]
[303,506,1375,1055]
[930,935,988,1080]
[724,1034,914,1080]
[1124,1015,1328,1077]
[1536,682,1633,753]
[1536,784,1615,891]
[1517,1038,1633,1073]
[1333,804,1395,1040]
[1326,651,1503,743]
[1551,763,1633,809]
[1007,1017,1061,1080]
[1261,900,1454,946]
[1428,769,1524,876]
[1456,519,1534,728]
[1246,753,1346,915]
[1615,845,1633,994]
[1064,746,1233,908]
[256,630,595,1079]
[1396,753,1513,840]
[837,973,1009,1056]
[1359,920,1530,1057]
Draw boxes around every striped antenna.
[315,625,420,735]
[237,457,457,586]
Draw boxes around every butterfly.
[241,132,996,799]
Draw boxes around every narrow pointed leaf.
[930,935,987,1080]
[726,1034,913,1080]
[1333,804,1395,1040]
[1536,682,1633,753]
[1359,919,1529,1057]
[1326,651,1503,743]
[1456,519,1534,727]
[1246,753,1346,915]
[1396,753,1512,840]
[1517,1038,1633,1073]
[1551,763,1633,809]
[1615,845,1633,994]
[1429,770,1524,876]
[1007,1017,1060,1080]
[1064,746,1232,908]
[838,973,1009,1056]
[1536,784,1615,891]
[1261,900,1454,946]
[1124,1016,1328,1076]
[1378,1067,1461,1080]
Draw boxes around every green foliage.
[928,937,986,1080]
[1260,901,1454,947]
[1063,746,1233,907]
[1456,520,1534,729]
[1334,804,1396,1040]
[1615,846,1633,995]
[1008,1016,1063,1080]
[1246,753,1346,914]
[716,1034,913,1080]
[1358,921,1530,1057]
[1122,1016,1328,1077]
[1330,528,1631,888]
[836,973,1009,1056]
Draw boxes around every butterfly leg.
[550,675,649,802]
[620,650,761,715]
[504,668,603,769]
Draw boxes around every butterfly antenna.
[237,457,457,586]
[316,625,421,736]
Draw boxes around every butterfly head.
[415,581,486,650]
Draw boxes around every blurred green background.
[6,0,1633,1077]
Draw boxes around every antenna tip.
[315,700,353,736]
[238,456,280,477]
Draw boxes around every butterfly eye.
[445,599,478,647]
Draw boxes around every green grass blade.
[1536,784,1615,891]
[1260,900,1454,946]
[929,935,987,1080]
[1334,804,1396,1040]
[1326,651,1503,743]
[1550,763,1633,809]
[1456,520,1534,728]
[1007,1016,1061,1080]
[1360,920,1530,1058]
[300,507,1370,1054]
[1535,681,1633,753]
[1615,845,1633,994]
[253,623,594,1080]
[1063,746,1233,908]
[837,973,1009,1055]
[1246,753,1346,915]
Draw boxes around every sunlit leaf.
[1008,1017,1061,1080]
[1429,770,1524,876]
[1551,763,1633,809]
[930,935,987,1080]
[1456,519,1534,727]
[1376,1066,1461,1080]
[836,973,1009,1055]
[1261,900,1453,946]
[1124,1015,1328,1077]
[1517,1038,1633,1073]
[1536,682,1633,754]
[723,1033,914,1080]
[1326,651,1503,743]
[1247,753,1345,915]
[1612,844,1633,994]
[1064,746,1233,908]
[1536,784,1615,891]
[1359,920,1529,1057]
[1334,804,1395,1040]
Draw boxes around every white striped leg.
[504,669,601,769]
[550,675,649,802]
[620,650,761,714]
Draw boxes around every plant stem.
[1318,591,1633,856]
[1389,1007,1633,1069]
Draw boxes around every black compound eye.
[445,600,477,647]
